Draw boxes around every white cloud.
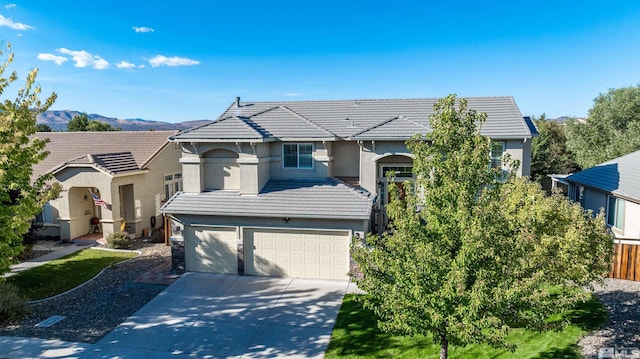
[37,53,68,65]
[0,14,32,30]
[116,61,136,69]
[5,4,16,9]
[148,55,199,67]
[132,26,154,33]
[282,92,304,97]
[57,48,109,69]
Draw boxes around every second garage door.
[244,228,350,280]
[185,226,237,274]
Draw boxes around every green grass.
[6,248,137,300]
[325,294,607,358]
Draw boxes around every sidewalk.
[4,243,90,278]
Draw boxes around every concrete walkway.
[0,273,359,358]
[4,243,89,278]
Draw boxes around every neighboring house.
[161,97,537,280]
[557,150,640,241]
[32,131,181,241]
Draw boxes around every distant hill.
[550,116,587,124]
[36,110,211,131]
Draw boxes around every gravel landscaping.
[0,239,172,344]
[579,278,640,358]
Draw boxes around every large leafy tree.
[352,95,613,359]
[67,112,120,131]
[566,85,640,168]
[530,114,580,190]
[0,45,60,275]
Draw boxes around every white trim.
[372,152,414,162]
[282,143,315,170]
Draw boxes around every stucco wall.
[54,168,113,241]
[359,141,413,194]
[269,142,331,179]
[504,139,530,177]
[172,213,369,235]
[138,144,182,236]
[332,141,360,177]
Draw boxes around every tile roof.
[31,131,177,179]
[172,97,534,141]
[161,178,373,220]
[50,152,141,176]
[566,150,640,203]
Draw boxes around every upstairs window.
[607,196,625,230]
[164,172,183,200]
[490,141,506,169]
[283,143,313,169]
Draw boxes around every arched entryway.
[65,186,105,240]
[373,153,414,232]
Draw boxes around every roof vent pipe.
[236,96,241,108]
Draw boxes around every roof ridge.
[236,116,272,139]
[349,116,399,137]
[279,106,336,137]
[229,96,516,106]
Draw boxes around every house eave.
[160,209,371,221]
[169,137,273,143]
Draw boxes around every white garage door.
[244,229,350,280]
[185,227,237,274]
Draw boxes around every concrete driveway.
[0,273,356,358]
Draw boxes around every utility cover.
[35,315,66,328]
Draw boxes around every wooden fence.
[609,243,640,281]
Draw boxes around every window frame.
[489,141,506,169]
[282,143,314,169]
[164,172,183,201]
[607,195,625,230]
[35,202,53,224]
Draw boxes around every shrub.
[105,232,131,249]
[0,281,30,324]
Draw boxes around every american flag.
[89,190,109,209]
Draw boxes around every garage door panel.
[185,227,237,274]
[245,229,349,280]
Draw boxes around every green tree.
[36,123,52,132]
[566,85,640,168]
[66,112,89,131]
[530,114,580,190]
[87,120,120,131]
[352,95,613,359]
[67,113,120,131]
[0,45,60,275]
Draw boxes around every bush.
[105,232,131,249]
[0,281,30,324]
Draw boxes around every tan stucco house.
[161,97,537,280]
[33,131,181,241]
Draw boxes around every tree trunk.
[440,334,448,359]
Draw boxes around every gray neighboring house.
[32,131,181,241]
[161,97,537,280]
[555,150,640,241]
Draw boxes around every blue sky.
[1,1,639,123]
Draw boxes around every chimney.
[236,96,241,108]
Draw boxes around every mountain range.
[36,110,211,131]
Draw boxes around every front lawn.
[325,293,607,358]
[6,248,137,300]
